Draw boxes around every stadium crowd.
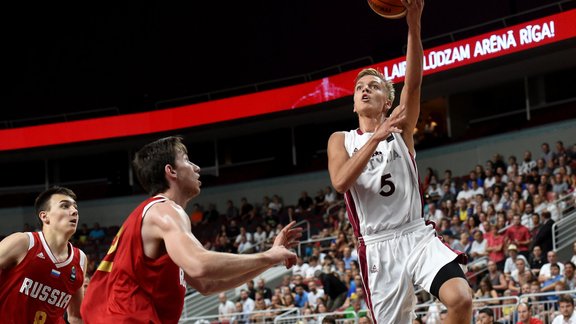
[6,140,575,323]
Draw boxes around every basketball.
[367,0,407,19]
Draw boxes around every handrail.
[297,236,338,257]
[325,200,345,217]
[294,219,311,241]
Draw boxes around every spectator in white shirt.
[307,280,325,309]
[305,255,323,281]
[457,182,474,202]
[292,256,309,277]
[552,294,576,324]
[503,244,529,275]
[218,292,237,322]
[539,250,565,283]
[252,225,267,251]
[519,151,537,176]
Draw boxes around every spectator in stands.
[342,246,358,271]
[427,179,444,203]
[268,194,283,215]
[521,204,534,229]
[474,278,500,306]
[470,230,488,270]
[484,260,508,296]
[562,261,576,291]
[294,284,309,308]
[442,169,457,194]
[516,302,543,324]
[528,215,543,243]
[307,280,325,310]
[240,289,255,321]
[439,182,456,206]
[556,155,572,175]
[457,183,474,203]
[249,293,271,323]
[486,223,506,271]
[292,256,309,278]
[422,167,436,193]
[314,189,327,213]
[218,292,237,322]
[442,230,462,253]
[245,279,257,300]
[256,278,273,301]
[555,141,568,160]
[541,142,555,163]
[202,203,219,225]
[552,294,576,324]
[229,302,244,324]
[506,214,532,259]
[509,258,535,294]
[296,191,314,213]
[88,222,106,242]
[314,270,348,312]
[471,180,485,199]
[530,211,554,256]
[234,226,253,247]
[539,251,565,284]
[520,151,537,176]
[484,168,497,191]
[324,186,337,207]
[252,225,267,251]
[552,172,569,196]
[358,316,371,324]
[225,200,239,220]
[425,202,444,224]
[572,242,576,265]
[476,307,499,324]
[305,255,322,282]
[239,197,255,223]
[504,244,529,276]
[541,263,564,292]
[281,291,296,308]
[529,245,545,276]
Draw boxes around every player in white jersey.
[327,0,472,323]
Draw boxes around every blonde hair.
[354,68,395,103]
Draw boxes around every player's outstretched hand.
[373,104,406,142]
[271,221,302,269]
[273,221,303,250]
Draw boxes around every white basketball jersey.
[343,129,423,236]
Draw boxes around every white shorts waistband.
[359,218,428,245]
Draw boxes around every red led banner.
[1,9,575,151]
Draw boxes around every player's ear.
[39,211,49,224]
[165,164,177,178]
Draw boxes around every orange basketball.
[367,0,407,19]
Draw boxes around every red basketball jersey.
[0,231,85,324]
[81,196,187,324]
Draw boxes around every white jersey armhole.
[26,232,35,250]
[142,196,168,219]
[79,249,87,272]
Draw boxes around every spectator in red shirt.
[506,214,532,260]
[516,302,543,324]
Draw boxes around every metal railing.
[552,191,576,253]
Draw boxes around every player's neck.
[358,115,384,133]
[42,229,71,261]
[159,190,189,209]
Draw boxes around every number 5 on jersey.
[380,173,395,197]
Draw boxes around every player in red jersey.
[81,136,302,323]
[0,186,86,324]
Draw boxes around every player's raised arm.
[398,0,424,155]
